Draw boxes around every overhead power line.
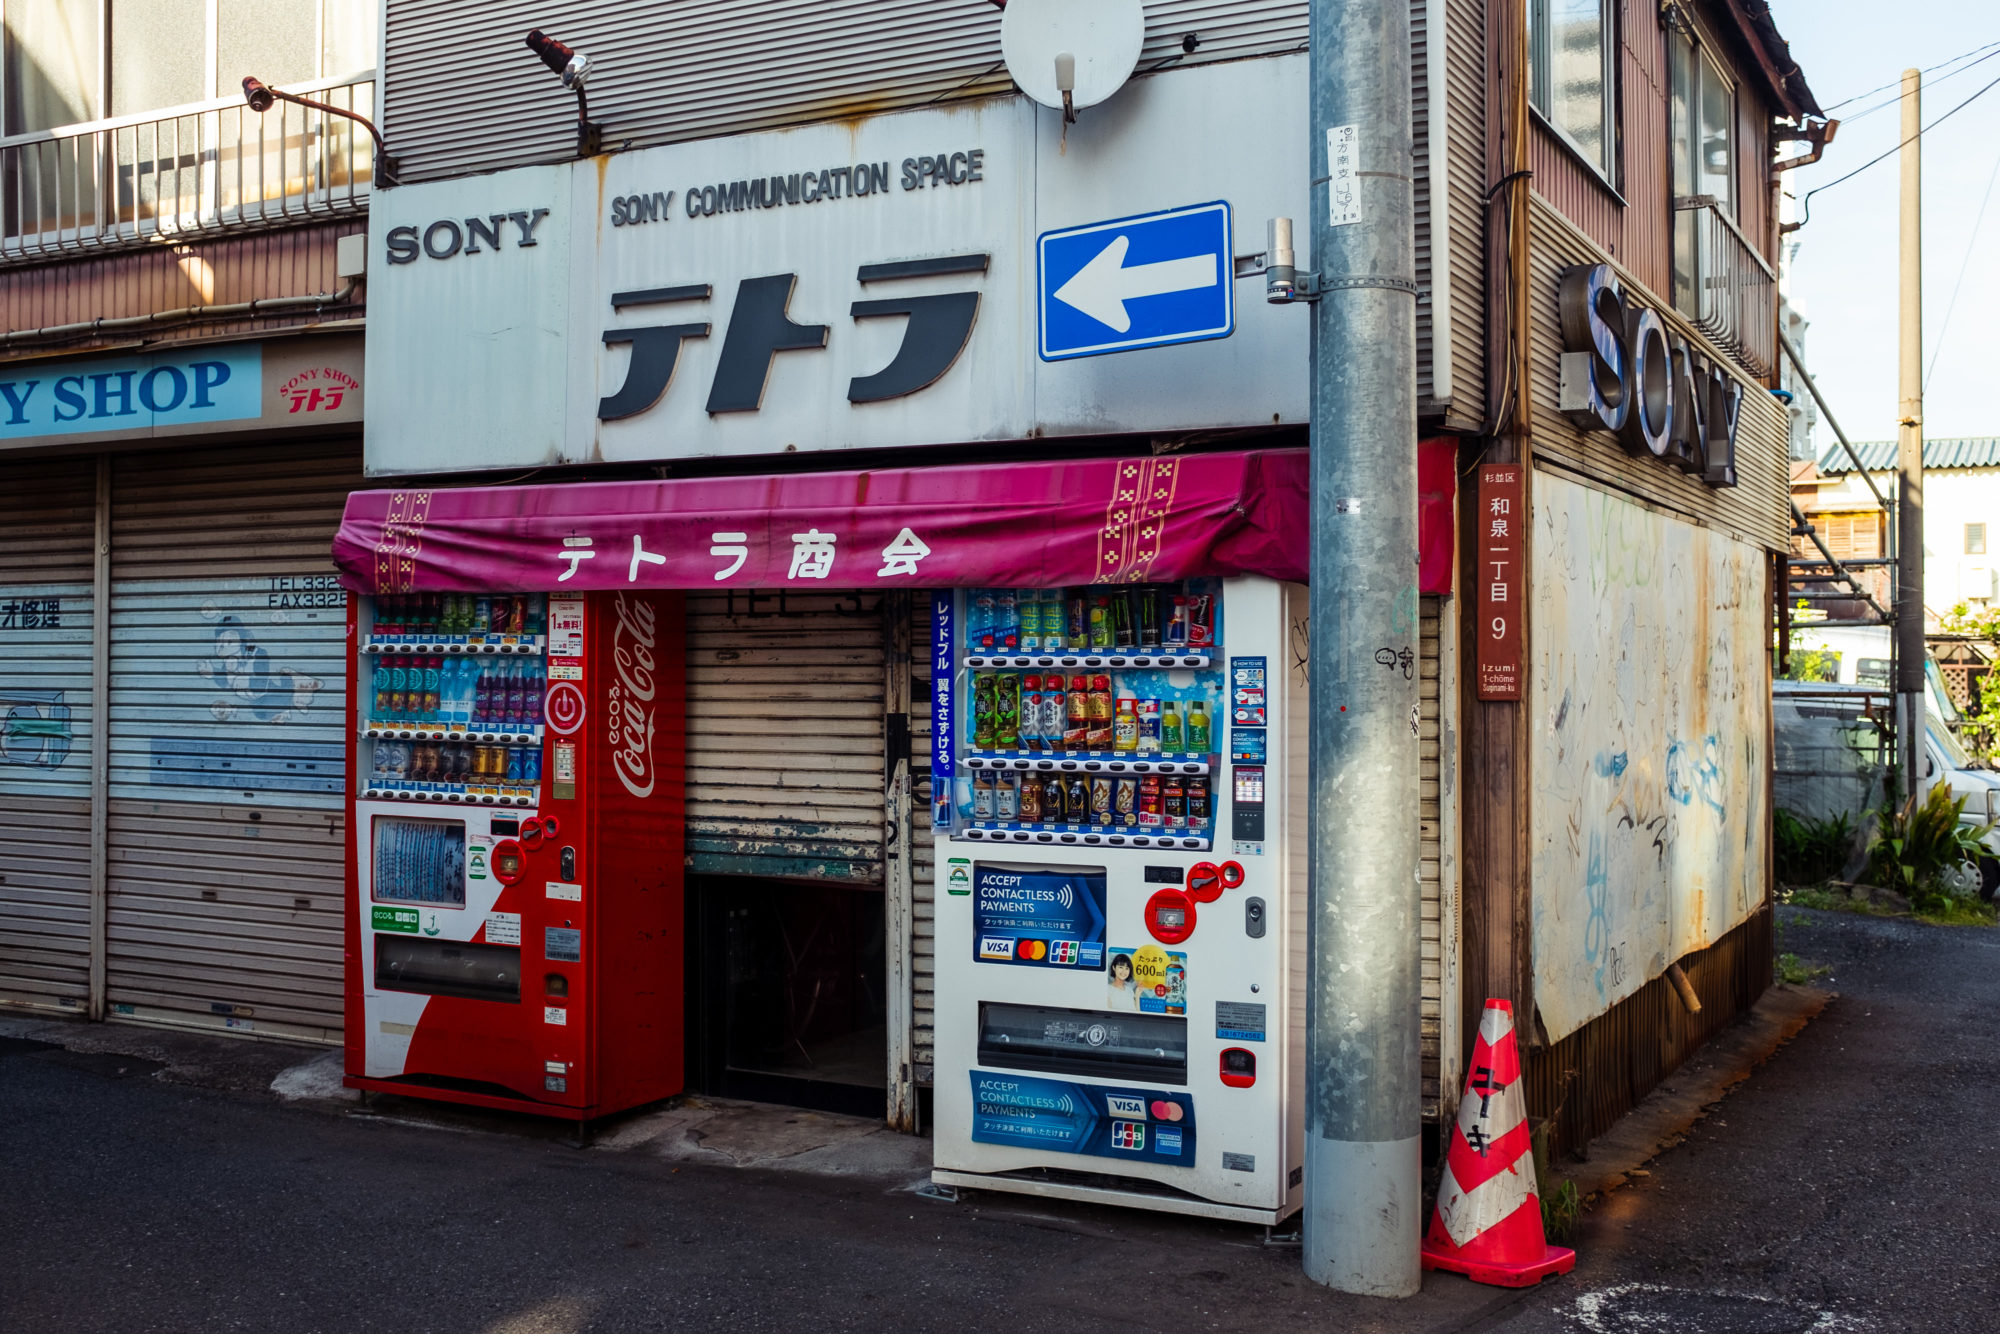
[1835,46,2000,126]
[1799,71,2000,227]
[1820,37,2000,113]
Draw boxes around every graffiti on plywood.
[1531,474,1767,1042]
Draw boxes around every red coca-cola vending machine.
[342,588,685,1121]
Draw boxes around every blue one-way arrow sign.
[1037,200,1234,361]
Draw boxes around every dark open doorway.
[685,875,887,1119]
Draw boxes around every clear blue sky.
[1770,0,2000,446]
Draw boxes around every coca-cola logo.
[608,592,658,798]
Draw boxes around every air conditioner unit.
[1959,563,1996,600]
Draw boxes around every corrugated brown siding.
[1527,196,1790,552]
[0,220,362,359]
[1528,904,1773,1161]
[1529,0,1779,301]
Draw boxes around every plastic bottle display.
[948,583,1226,835]
[365,591,551,805]
[1185,698,1212,753]
[1112,697,1139,753]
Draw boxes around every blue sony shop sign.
[0,344,261,440]
[1037,200,1234,361]
[969,1071,1195,1167]
[971,863,1105,969]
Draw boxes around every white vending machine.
[930,576,1309,1224]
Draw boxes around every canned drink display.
[972,672,997,749]
[1018,770,1043,822]
[1087,595,1114,650]
[1137,585,1164,648]
[1065,590,1088,650]
[1186,592,1215,648]
[1110,588,1135,647]
[1166,595,1191,645]
[972,770,996,820]
[1138,774,1164,827]
[994,673,1022,749]
[1186,775,1210,827]
[1065,776,1090,824]
[1042,773,1067,823]
[1090,777,1114,824]
[1163,776,1187,829]
[1113,777,1138,826]
[996,770,1020,820]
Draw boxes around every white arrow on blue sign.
[1036,200,1234,361]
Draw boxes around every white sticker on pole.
[1327,125,1362,227]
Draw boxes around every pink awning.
[333,446,1455,595]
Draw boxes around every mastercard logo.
[1015,939,1048,961]
[1149,1099,1185,1123]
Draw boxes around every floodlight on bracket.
[525,29,603,157]
[242,76,399,186]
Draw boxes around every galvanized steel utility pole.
[1303,0,1423,1297]
[1896,68,1924,795]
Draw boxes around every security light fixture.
[525,30,603,157]
[242,76,399,187]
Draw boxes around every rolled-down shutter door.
[1420,595,1450,1119]
[685,591,886,884]
[104,440,359,1043]
[0,457,98,1016]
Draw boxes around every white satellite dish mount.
[1001,0,1147,124]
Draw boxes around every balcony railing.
[1672,195,1776,378]
[0,73,375,263]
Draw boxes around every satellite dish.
[1002,0,1146,116]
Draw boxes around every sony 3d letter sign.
[1556,264,1744,488]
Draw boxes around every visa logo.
[978,936,1015,960]
[1104,1094,1146,1119]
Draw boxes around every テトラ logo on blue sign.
[0,345,260,440]
[1037,200,1233,361]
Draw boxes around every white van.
[1791,623,1960,728]
[1773,679,1999,896]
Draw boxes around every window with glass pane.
[1670,30,1736,323]
[1968,524,1987,556]
[3,0,99,134]
[1529,0,1616,177]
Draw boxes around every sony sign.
[1556,264,1743,489]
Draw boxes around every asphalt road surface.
[1,906,1989,1332]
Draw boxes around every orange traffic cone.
[1420,998,1576,1287]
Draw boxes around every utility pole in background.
[1301,0,1422,1297]
[1897,68,1925,795]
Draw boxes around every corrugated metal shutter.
[1440,0,1487,432]
[103,440,360,1042]
[384,0,1308,182]
[909,601,937,1085]
[1420,594,1449,1118]
[686,590,887,884]
[0,457,97,1015]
